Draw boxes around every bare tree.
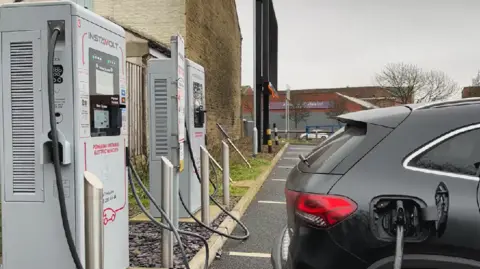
[472,71,480,86]
[416,70,459,103]
[375,62,458,104]
[281,91,310,129]
[375,63,424,104]
[326,96,348,118]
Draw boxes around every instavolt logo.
[88,32,118,49]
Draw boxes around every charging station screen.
[94,109,110,129]
[96,68,114,95]
[89,48,121,136]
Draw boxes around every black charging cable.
[393,200,406,269]
[128,158,209,269]
[179,124,250,240]
[48,27,84,269]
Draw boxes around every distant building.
[242,86,402,131]
[462,86,480,98]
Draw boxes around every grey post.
[84,171,104,269]
[222,141,230,208]
[253,127,258,156]
[161,157,174,268]
[200,145,210,225]
[252,0,257,156]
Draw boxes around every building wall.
[93,0,186,44]
[185,0,242,145]
[462,86,480,98]
[243,111,341,133]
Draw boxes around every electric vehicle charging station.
[0,1,128,268]
[148,34,186,226]
[178,59,206,218]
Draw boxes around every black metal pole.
[255,0,263,152]
[270,5,278,96]
[262,0,270,145]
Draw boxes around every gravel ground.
[129,196,242,268]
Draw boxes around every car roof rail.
[414,97,480,110]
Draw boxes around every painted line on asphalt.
[278,165,294,169]
[228,251,271,258]
[288,147,314,151]
[283,157,298,160]
[271,178,286,182]
[285,151,310,155]
[258,200,286,204]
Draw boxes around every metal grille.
[153,79,168,158]
[10,41,36,194]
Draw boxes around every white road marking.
[288,147,314,151]
[283,157,298,160]
[271,178,286,182]
[278,165,294,169]
[285,151,309,155]
[258,200,286,204]
[228,251,271,258]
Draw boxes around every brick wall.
[93,0,186,44]
[462,86,480,98]
[185,0,242,146]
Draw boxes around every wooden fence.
[126,61,147,157]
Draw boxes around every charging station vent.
[2,31,43,202]
[11,41,36,194]
[153,78,169,158]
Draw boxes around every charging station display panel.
[89,48,121,137]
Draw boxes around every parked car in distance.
[271,98,480,269]
[298,130,329,140]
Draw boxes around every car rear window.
[298,121,391,174]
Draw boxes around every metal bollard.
[161,157,174,268]
[84,171,104,269]
[222,141,230,209]
[253,127,258,157]
[273,123,279,145]
[200,146,210,226]
[267,128,273,153]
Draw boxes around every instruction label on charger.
[80,95,90,138]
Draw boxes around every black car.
[271,98,480,269]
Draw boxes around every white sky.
[236,0,480,94]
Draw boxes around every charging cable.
[128,158,209,269]
[393,200,406,269]
[48,27,84,269]
[180,124,250,240]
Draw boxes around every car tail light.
[286,189,357,229]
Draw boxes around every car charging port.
[370,196,428,243]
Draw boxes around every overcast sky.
[236,0,480,95]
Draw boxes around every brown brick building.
[462,86,480,98]
[242,86,402,130]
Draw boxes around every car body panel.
[336,105,411,128]
[283,102,480,269]
[328,104,480,264]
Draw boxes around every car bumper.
[288,225,366,269]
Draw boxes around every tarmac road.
[210,144,316,269]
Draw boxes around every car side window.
[408,128,480,177]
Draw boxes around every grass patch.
[128,137,285,217]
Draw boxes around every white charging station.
[148,34,186,225]
[0,1,128,268]
[178,59,206,218]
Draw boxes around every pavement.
[210,144,316,269]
